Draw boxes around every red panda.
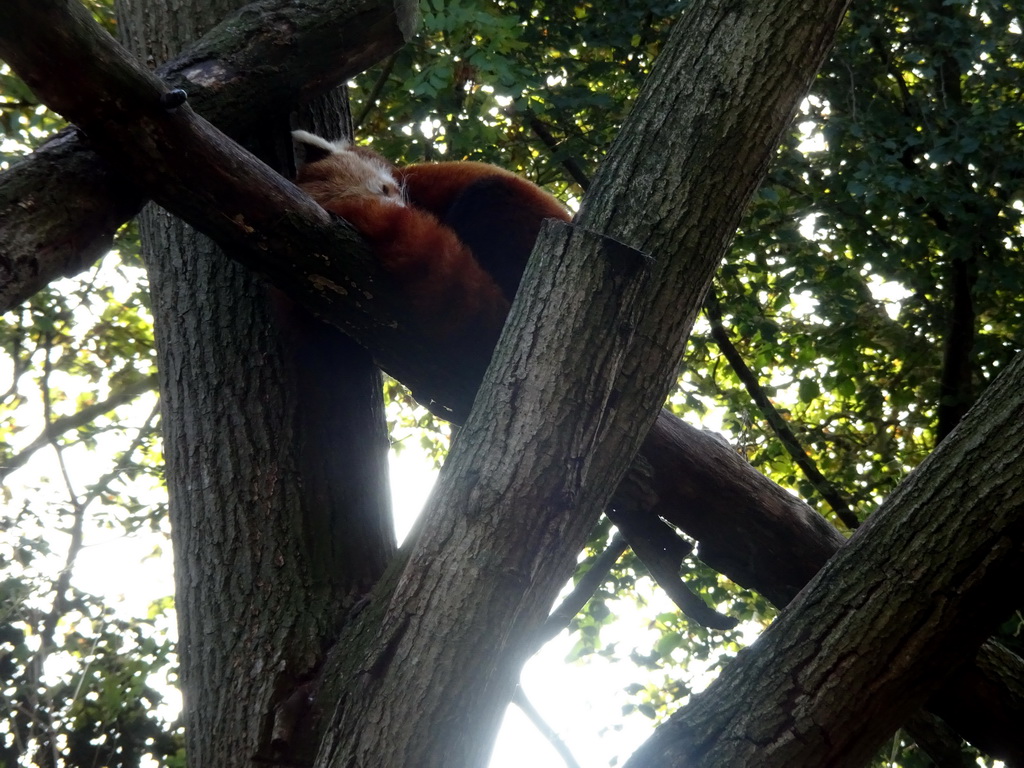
[292,131,570,338]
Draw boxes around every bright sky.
[388,452,675,767]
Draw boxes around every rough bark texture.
[137,205,395,765]
[112,2,397,766]
[617,413,847,607]
[932,638,1024,761]
[311,222,654,765]
[309,1,853,765]
[622,417,1024,763]
[624,350,1024,768]
[0,129,144,309]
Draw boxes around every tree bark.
[0,130,145,309]
[2,0,1022,762]
[0,0,416,312]
[113,1,395,765]
[623,349,1024,768]
[310,1,854,765]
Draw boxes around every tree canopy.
[1,0,1022,766]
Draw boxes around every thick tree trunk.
[115,2,394,766]
[310,1,853,765]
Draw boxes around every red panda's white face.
[293,131,405,206]
[325,149,404,205]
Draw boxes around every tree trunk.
[310,1,852,765]
[116,2,393,765]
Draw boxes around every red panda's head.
[293,130,404,206]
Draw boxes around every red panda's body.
[292,131,570,337]
[399,162,570,301]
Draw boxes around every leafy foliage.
[1,508,181,768]
[355,0,689,187]
[686,0,1024,526]
[0,244,169,765]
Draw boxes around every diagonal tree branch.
[704,288,859,529]
[0,130,145,309]
[533,532,629,653]
[0,0,417,313]
[624,349,1024,767]
[512,687,582,768]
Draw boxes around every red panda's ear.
[292,130,346,165]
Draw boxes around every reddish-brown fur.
[324,196,510,335]
[294,133,570,338]
[399,162,567,224]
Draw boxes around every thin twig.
[78,399,161,510]
[512,686,583,768]
[705,289,859,529]
[533,532,628,652]
[0,373,157,481]
[353,53,398,132]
